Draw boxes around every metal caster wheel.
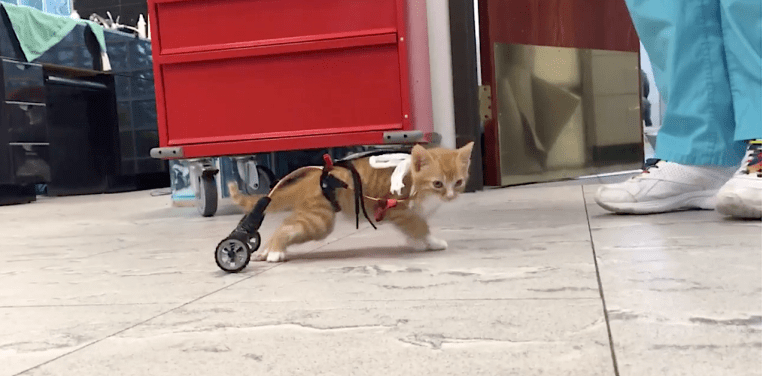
[197,172,218,217]
[215,232,259,273]
[234,158,277,195]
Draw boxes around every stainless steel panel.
[493,43,643,186]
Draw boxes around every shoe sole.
[595,190,719,214]
[715,193,762,219]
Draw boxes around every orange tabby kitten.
[227,143,474,262]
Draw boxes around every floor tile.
[202,185,601,302]
[0,304,173,376]
[0,196,359,306]
[200,228,601,303]
[18,300,614,376]
[2,182,759,376]
[583,189,762,376]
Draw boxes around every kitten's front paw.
[408,236,448,251]
[407,238,428,252]
[254,248,269,261]
[254,248,286,262]
[425,236,448,251]
[265,251,286,263]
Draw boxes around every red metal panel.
[163,43,403,145]
[154,0,397,54]
[148,0,411,156]
[488,0,640,52]
[148,1,169,148]
[155,34,397,65]
[395,0,413,131]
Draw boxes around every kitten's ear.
[411,144,434,173]
[457,141,474,166]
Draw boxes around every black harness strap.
[320,167,347,212]
[319,156,375,229]
[336,160,377,230]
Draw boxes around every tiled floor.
[0,182,761,375]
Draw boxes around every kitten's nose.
[445,191,456,200]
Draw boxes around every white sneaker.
[716,140,762,219]
[595,160,737,214]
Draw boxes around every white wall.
[426,0,457,149]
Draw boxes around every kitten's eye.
[432,181,444,189]
[455,179,464,187]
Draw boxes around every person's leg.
[594,0,744,214]
[715,0,761,218]
[720,0,761,141]
[629,0,746,165]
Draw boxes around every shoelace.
[643,158,661,172]
[743,141,762,177]
[633,158,662,179]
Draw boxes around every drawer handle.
[6,101,45,107]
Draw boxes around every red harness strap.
[374,198,399,222]
[322,154,334,170]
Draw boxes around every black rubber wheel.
[256,165,278,191]
[247,232,262,253]
[215,232,253,273]
[197,174,218,217]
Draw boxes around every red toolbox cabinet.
[147,0,413,159]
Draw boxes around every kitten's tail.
[228,169,321,213]
[227,181,264,212]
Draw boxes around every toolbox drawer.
[2,61,45,103]
[162,43,403,145]
[9,143,51,185]
[5,102,47,143]
[147,0,412,158]
[153,0,398,54]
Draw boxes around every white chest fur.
[412,194,443,218]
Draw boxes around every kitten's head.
[410,142,474,202]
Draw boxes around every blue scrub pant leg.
[624,0,762,167]
[721,0,762,142]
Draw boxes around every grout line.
[141,297,603,304]
[0,297,603,310]
[13,227,362,376]
[0,303,175,309]
[12,268,273,376]
[581,186,621,376]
